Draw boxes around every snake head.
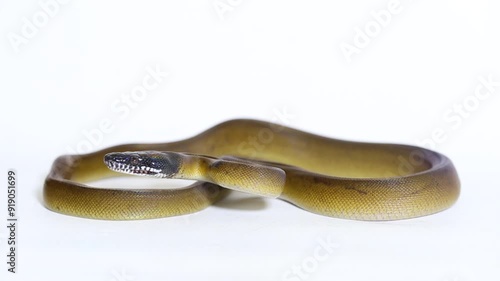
[104,151,181,178]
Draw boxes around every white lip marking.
[106,158,164,177]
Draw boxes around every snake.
[43,119,460,220]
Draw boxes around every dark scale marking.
[344,185,368,195]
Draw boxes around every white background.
[1,0,499,280]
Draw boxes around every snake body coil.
[44,119,460,220]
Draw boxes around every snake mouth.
[105,161,164,177]
[104,152,166,178]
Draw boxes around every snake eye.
[130,157,140,166]
[143,156,163,170]
[148,159,163,170]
